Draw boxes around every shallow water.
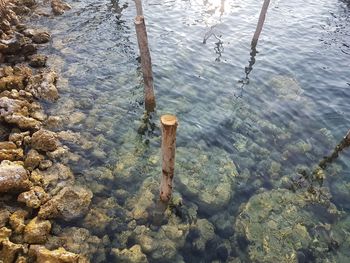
[31,0,349,261]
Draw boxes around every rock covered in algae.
[29,245,89,263]
[83,196,130,235]
[234,189,340,263]
[31,163,74,194]
[111,245,148,263]
[46,226,107,262]
[0,160,31,193]
[38,185,92,221]
[176,146,239,213]
[125,177,158,221]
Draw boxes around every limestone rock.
[32,163,74,194]
[9,131,30,147]
[31,129,60,152]
[29,245,89,263]
[0,141,23,161]
[0,75,25,91]
[0,209,11,227]
[9,210,28,234]
[38,186,93,221]
[0,96,41,129]
[0,160,30,193]
[17,186,49,209]
[51,0,72,15]
[32,31,50,44]
[0,227,12,242]
[24,217,51,244]
[111,245,148,263]
[26,71,58,101]
[24,149,44,171]
[29,54,47,68]
[0,239,24,263]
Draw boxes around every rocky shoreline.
[0,0,95,262]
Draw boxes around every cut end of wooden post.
[161,115,178,126]
[135,15,144,25]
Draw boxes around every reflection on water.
[30,0,350,261]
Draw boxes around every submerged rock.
[47,227,107,262]
[31,163,74,194]
[269,75,303,100]
[176,147,239,213]
[234,189,340,263]
[38,185,92,221]
[111,245,148,263]
[0,160,30,193]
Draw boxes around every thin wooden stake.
[134,0,143,16]
[134,15,156,112]
[251,0,270,47]
[160,115,178,203]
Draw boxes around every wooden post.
[251,0,270,47]
[318,129,350,169]
[134,15,156,112]
[134,0,143,16]
[160,115,178,203]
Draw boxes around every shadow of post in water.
[237,0,270,97]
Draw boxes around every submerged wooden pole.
[134,15,156,112]
[318,129,350,169]
[134,0,143,16]
[251,0,270,47]
[160,115,178,203]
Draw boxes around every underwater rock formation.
[234,189,341,263]
[111,245,148,263]
[176,146,239,213]
[29,245,89,263]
